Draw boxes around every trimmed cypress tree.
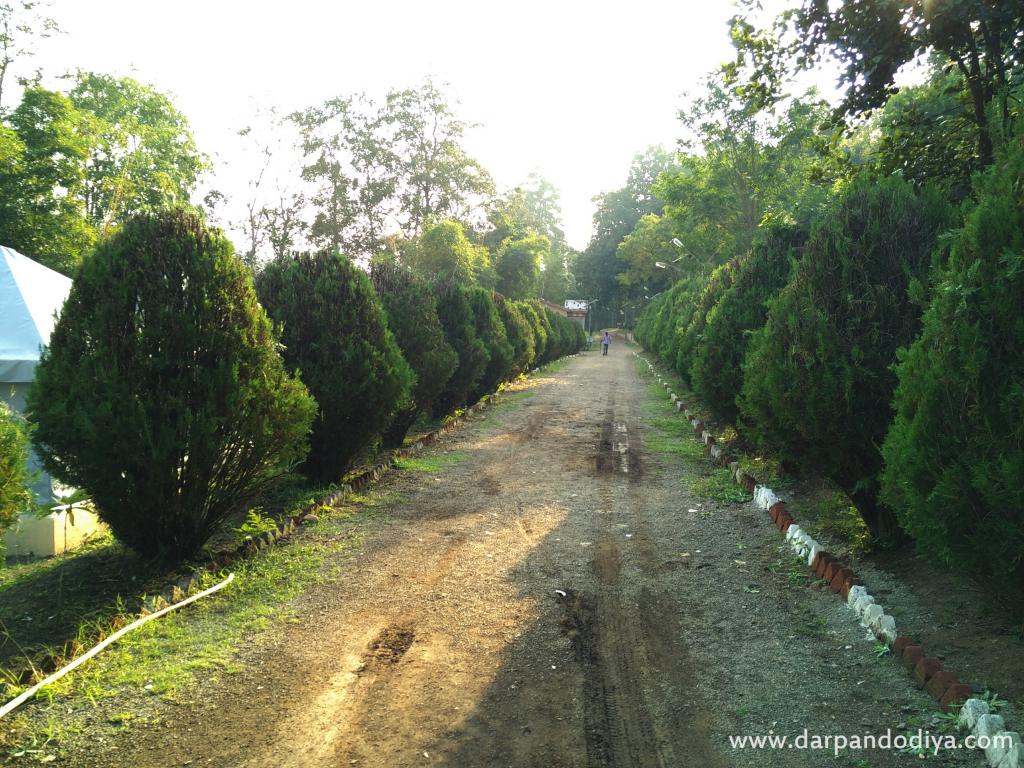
[28,209,316,560]
[691,226,805,421]
[0,402,34,531]
[672,260,740,382]
[256,251,413,482]
[529,301,557,363]
[737,176,953,538]
[370,262,458,447]
[881,137,1024,595]
[497,297,535,377]
[432,283,489,417]
[468,288,515,403]
[518,301,548,365]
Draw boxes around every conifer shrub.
[648,278,700,366]
[572,320,586,351]
[691,226,805,421]
[432,283,489,416]
[518,302,548,365]
[497,297,536,377]
[528,301,557,363]
[672,260,740,382]
[370,262,458,447]
[540,308,561,360]
[881,138,1024,594]
[256,251,413,482]
[737,176,953,538]
[28,209,316,560]
[468,288,515,403]
[0,402,34,531]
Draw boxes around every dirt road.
[56,347,972,767]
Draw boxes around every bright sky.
[34,0,748,250]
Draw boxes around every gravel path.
[36,346,979,767]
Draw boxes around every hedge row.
[636,144,1024,598]
[19,210,585,561]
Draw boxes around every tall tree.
[69,71,208,230]
[485,174,573,302]
[727,0,1024,165]
[402,219,490,287]
[384,80,494,236]
[292,81,493,257]
[575,146,677,312]
[292,94,396,256]
[0,86,94,272]
[656,78,833,269]
[495,232,546,299]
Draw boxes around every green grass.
[738,454,786,488]
[0,485,399,754]
[689,467,752,504]
[394,451,467,473]
[787,482,872,556]
[0,475,329,679]
[537,357,572,376]
[644,418,705,462]
[768,554,817,588]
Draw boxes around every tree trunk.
[850,486,907,545]
[381,407,419,450]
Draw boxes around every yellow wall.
[4,509,106,558]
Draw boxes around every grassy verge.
[688,467,753,504]
[636,352,870,549]
[0,476,326,677]
[0,487,397,756]
[394,451,468,473]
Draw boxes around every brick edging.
[635,352,1022,767]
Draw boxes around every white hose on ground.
[0,572,235,720]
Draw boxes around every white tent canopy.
[1,245,73,382]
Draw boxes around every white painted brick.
[874,614,896,643]
[806,542,821,567]
[986,731,1020,768]
[862,604,884,628]
[976,715,1006,739]
[854,593,875,617]
[960,699,990,731]
[847,585,867,609]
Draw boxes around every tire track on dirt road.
[563,381,722,768]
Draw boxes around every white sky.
[32,0,754,250]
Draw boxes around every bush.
[432,283,489,416]
[542,308,567,360]
[635,277,702,367]
[520,301,549,364]
[28,209,316,560]
[881,137,1024,595]
[497,297,536,377]
[737,176,953,538]
[468,288,515,403]
[672,260,739,382]
[0,402,34,531]
[691,226,805,421]
[256,251,413,482]
[370,262,458,447]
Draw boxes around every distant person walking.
[602,331,610,356]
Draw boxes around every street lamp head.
[671,238,684,249]
[655,261,668,269]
